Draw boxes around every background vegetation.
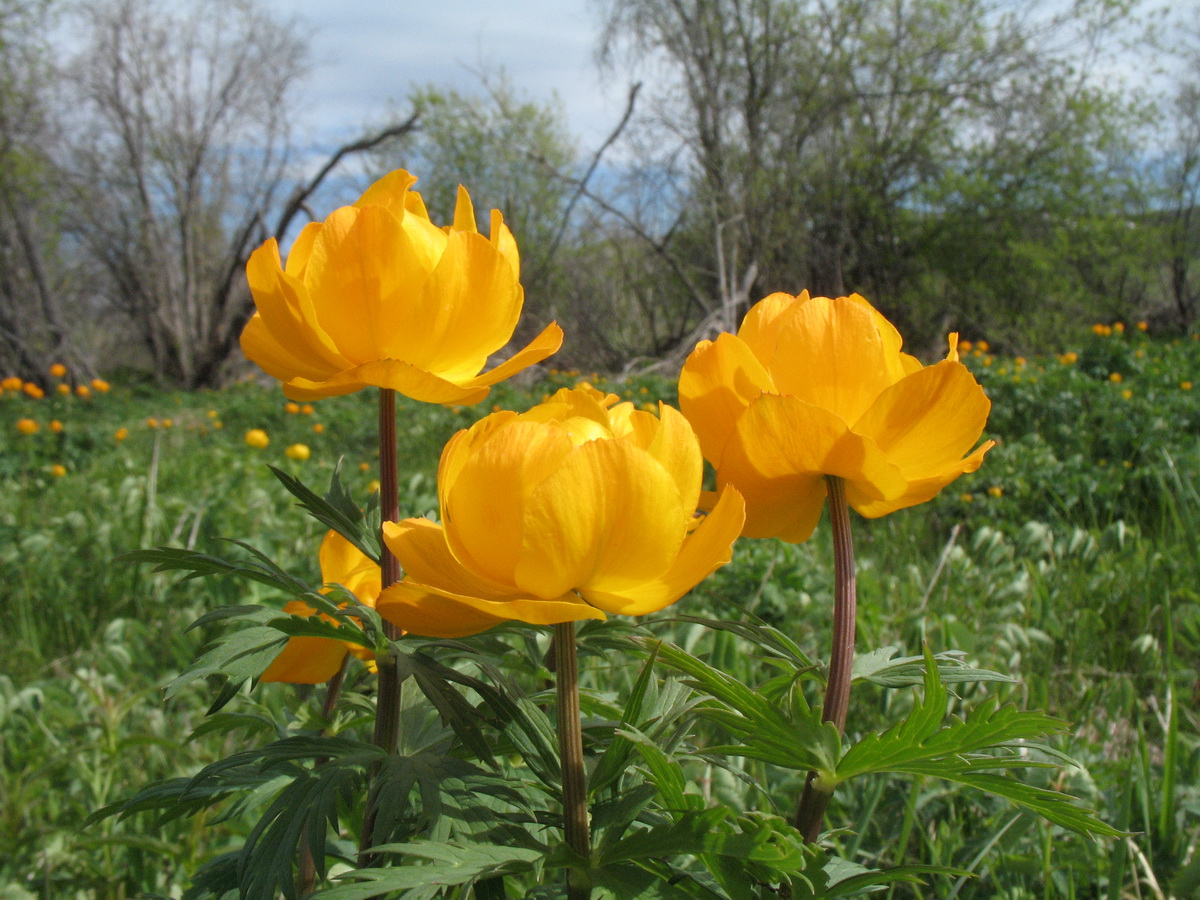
[2,322,1198,897]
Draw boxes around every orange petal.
[513,439,687,599]
[459,321,564,389]
[376,581,605,639]
[259,636,349,684]
[618,403,703,509]
[319,530,381,605]
[718,394,906,542]
[768,296,901,424]
[678,333,775,467]
[280,359,492,404]
[382,518,522,601]
[848,440,994,518]
[582,484,745,615]
[736,291,810,369]
[353,169,421,220]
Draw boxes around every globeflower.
[285,443,311,461]
[49,363,67,378]
[375,387,745,638]
[240,169,563,404]
[16,418,38,435]
[245,428,270,449]
[260,531,381,684]
[679,291,994,543]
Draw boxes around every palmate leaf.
[120,541,312,596]
[835,647,1121,837]
[852,646,1015,688]
[649,639,841,773]
[311,842,543,899]
[269,461,380,564]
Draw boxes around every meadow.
[1,323,1198,899]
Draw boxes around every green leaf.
[269,461,380,564]
[590,644,662,797]
[650,639,841,773]
[835,647,1121,837]
[823,858,971,898]
[311,843,542,899]
[120,543,311,597]
[852,647,1016,688]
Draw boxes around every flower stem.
[794,475,856,842]
[361,388,404,863]
[555,621,591,900]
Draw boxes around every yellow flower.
[49,363,67,378]
[1109,372,1123,384]
[146,417,159,428]
[313,423,325,434]
[260,531,381,684]
[976,340,989,352]
[49,420,63,433]
[240,169,563,404]
[50,464,66,478]
[115,427,129,441]
[2,376,22,391]
[75,385,91,398]
[245,428,270,448]
[959,340,973,352]
[15,417,38,435]
[90,378,110,393]
[55,383,70,395]
[1137,321,1148,332]
[206,409,219,419]
[285,402,300,414]
[1182,381,1193,391]
[1121,389,1133,400]
[375,387,745,638]
[1092,323,1110,336]
[162,418,173,428]
[1059,352,1078,365]
[300,403,314,415]
[987,485,1003,498]
[23,383,43,399]
[366,479,380,494]
[285,443,311,461]
[1113,322,1125,334]
[960,492,974,503]
[678,291,993,543]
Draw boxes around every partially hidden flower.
[260,531,380,684]
[285,443,311,461]
[90,378,111,393]
[679,291,994,543]
[245,428,269,448]
[240,169,563,404]
[375,387,746,638]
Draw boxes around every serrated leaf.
[650,640,840,773]
[835,647,1120,837]
[120,544,312,596]
[269,462,380,564]
[311,843,542,899]
[852,646,1015,688]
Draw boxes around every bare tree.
[61,0,308,387]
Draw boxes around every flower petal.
[618,403,703,509]
[259,636,349,684]
[458,322,565,389]
[383,518,522,601]
[279,359,492,404]
[736,291,810,368]
[768,296,904,424]
[513,439,687,599]
[582,484,745,615]
[375,581,605,638]
[678,333,775,467]
[441,419,575,587]
[718,394,906,542]
[319,530,380,604]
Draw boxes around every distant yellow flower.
[50,464,66,478]
[75,385,91,398]
[1014,357,1026,367]
[960,492,974,503]
[987,485,1003,498]
[1059,351,1078,365]
[1182,381,1193,391]
[376,387,745,637]
[1092,323,1111,336]
[959,340,973,352]
[1109,372,1123,384]
[300,403,314,415]
[359,461,371,472]
[23,383,43,399]
[56,383,70,395]
[285,443,311,461]
[1122,460,1133,469]
[15,417,38,435]
[678,292,993,542]
[90,378,110,393]
[1113,322,1125,334]
[313,423,325,434]
[245,428,270,448]
[285,402,300,414]
[162,418,173,428]
[146,417,159,428]
[1137,321,1148,332]
[1121,389,1133,400]
[49,363,67,378]
[366,479,380,494]
[206,409,219,419]
[213,420,223,429]
[49,420,63,433]
[2,376,23,391]
[976,340,990,352]
[115,427,129,441]
[240,169,562,403]
[260,531,381,684]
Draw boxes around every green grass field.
[2,325,1197,899]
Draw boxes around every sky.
[260,0,627,157]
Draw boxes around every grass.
[1,330,1197,898]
